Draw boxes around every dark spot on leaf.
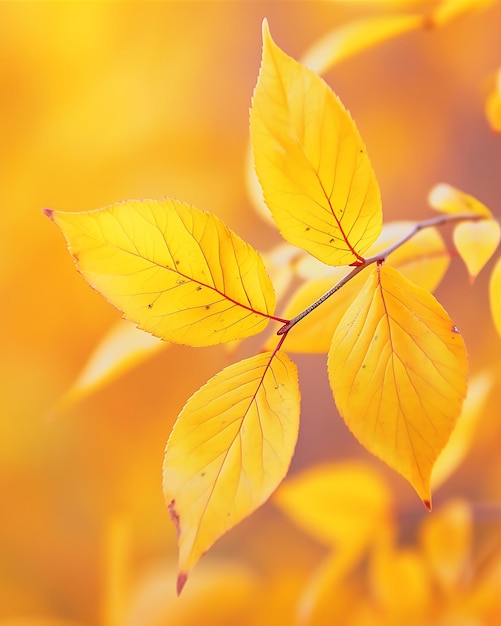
[305,227,310,231]
[201,471,206,477]
[329,238,334,243]
[205,305,210,310]
[175,260,180,265]
[168,500,181,538]
[147,303,153,309]
[362,364,366,369]
[196,286,202,291]
[359,149,364,154]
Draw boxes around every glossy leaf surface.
[163,351,300,591]
[328,265,468,504]
[45,200,276,346]
[251,20,382,266]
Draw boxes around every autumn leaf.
[251,20,382,267]
[453,219,501,282]
[274,461,392,554]
[369,545,430,620]
[301,14,424,75]
[163,351,300,593]
[44,200,277,346]
[328,265,468,505]
[419,499,472,591]
[428,184,492,218]
[55,319,164,411]
[431,372,494,490]
[489,255,501,337]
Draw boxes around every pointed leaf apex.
[177,572,188,595]
[262,17,270,38]
[42,208,54,220]
[423,499,432,512]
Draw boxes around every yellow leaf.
[419,499,473,591]
[274,461,392,552]
[44,200,276,346]
[301,15,424,75]
[427,0,496,27]
[486,68,501,132]
[369,545,431,619]
[489,255,501,338]
[328,265,468,505]
[55,319,164,411]
[453,220,501,282]
[163,351,300,592]
[432,371,494,490]
[428,184,492,218]
[251,20,382,267]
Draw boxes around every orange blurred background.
[1,2,500,624]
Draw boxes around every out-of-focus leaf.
[301,15,424,75]
[278,222,450,354]
[163,351,300,592]
[369,545,431,619]
[453,220,501,282]
[125,561,258,626]
[328,265,468,506]
[380,222,451,292]
[486,68,501,132]
[419,500,472,591]
[274,461,392,555]
[245,142,274,225]
[295,553,365,626]
[428,184,492,218]
[251,20,382,267]
[45,200,276,347]
[56,319,164,410]
[427,0,496,27]
[432,372,494,490]
[489,256,501,337]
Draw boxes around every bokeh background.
[1,1,500,624]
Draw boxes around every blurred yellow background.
[1,1,500,624]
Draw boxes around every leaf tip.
[42,208,54,220]
[423,499,432,512]
[176,571,188,596]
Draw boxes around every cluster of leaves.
[46,3,500,596]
